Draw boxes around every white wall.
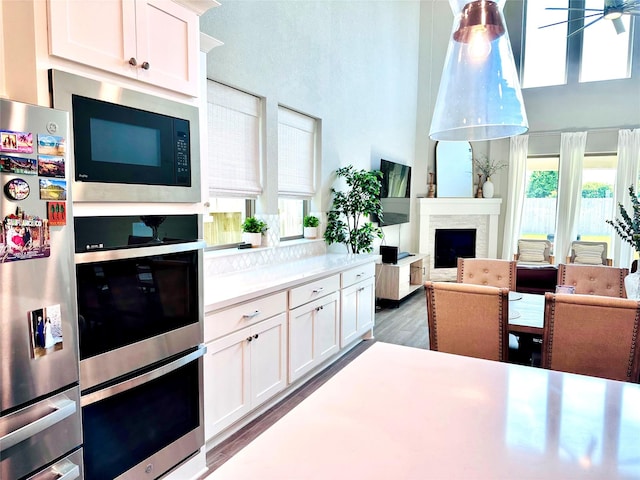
[199,0,421,253]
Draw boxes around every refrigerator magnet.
[0,154,37,175]
[39,178,67,200]
[37,134,66,156]
[0,130,33,153]
[4,178,30,200]
[47,201,67,226]
[38,155,65,178]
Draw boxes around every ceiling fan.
[540,0,640,36]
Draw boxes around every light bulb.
[467,27,491,61]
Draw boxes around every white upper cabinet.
[48,0,200,96]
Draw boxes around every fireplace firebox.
[434,229,476,268]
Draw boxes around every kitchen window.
[205,81,262,248]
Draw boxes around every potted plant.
[606,185,640,299]
[241,216,268,248]
[324,165,383,254]
[303,215,320,239]
[473,154,507,198]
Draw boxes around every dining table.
[508,290,545,335]
[206,341,640,479]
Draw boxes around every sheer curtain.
[501,135,529,260]
[613,129,640,268]
[554,132,587,263]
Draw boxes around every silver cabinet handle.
[56,463,81,480]
[129,57,137,66]
[243,310,261,319]
[312,287,324,293]
[0,396,76,451]
[82,345,206,406]
[141,61,150,70]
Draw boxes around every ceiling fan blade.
[567,15,605,37]
[545,7,604,11]
[539,12,604,29]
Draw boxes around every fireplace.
[434,229,476,268]
[417,198,502,281]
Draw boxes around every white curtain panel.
[613,129,640,268]
[555,132,588,263]
[501,134,529,260]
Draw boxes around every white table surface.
[509,291,545,335]
[207,342,640,480]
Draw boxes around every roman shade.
[277,106,316,197]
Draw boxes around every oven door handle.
[29,458,81,480]
[0,396,76,452]
[81,345,207,407]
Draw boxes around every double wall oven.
[74,215,206,480]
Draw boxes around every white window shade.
[207,81,262,197]
[278,107,316,197]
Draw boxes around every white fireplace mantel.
[417,198,502,281]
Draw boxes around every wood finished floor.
[201,288,428,477]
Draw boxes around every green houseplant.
[303,215,320,239]
[241,216,268,247]
[606,185,640,299]
[324,165,383,254]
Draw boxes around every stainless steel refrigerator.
[0,98,83,479]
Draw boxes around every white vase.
[303,226,318,239]
[482,177,494,198]
[625,270,640,299]
[242,232,262,248]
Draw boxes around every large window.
[205,81,262,248]
[277,106,317,240]
[522,0,633,88]
[520,154,617,255]
[520,156,560,250]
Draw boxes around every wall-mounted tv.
[374,159,411,227]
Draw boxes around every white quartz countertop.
[204,254,379,312]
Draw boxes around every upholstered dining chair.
[514,239,554,265]
[557,263,629,297]
[457,258,517,290]
[566,240,612,266]
[425,281,509,362]
[542,293,640,382]
[457,257,519,351]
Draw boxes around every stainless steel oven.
[75,239,203,390]
[73,214,205,478]
[81,346,205,480]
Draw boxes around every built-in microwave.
[49,69,201,203]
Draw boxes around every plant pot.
[482,177,494,198]
[303,227,318,239]
[242,232,262,248]
[625,270,640,299]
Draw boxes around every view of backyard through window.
[520,155,617,255]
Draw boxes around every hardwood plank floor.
[201,288,428,477]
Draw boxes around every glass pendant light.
[429,0,528,142]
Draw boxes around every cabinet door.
[204,327,251,439]
[288,292,339,383]
[250,313,287,408]
[355,277,375,336]
[340,283,359,347]
[48,0,137,79]
[134,0,199,95]
[314,293,340,364]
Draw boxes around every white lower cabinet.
[204,313,286,438]
[288,292,340,383]
[340,276,375,347]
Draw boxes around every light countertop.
[208,342,640,479]
[204,254,379,312]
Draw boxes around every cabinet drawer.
[289,274,340,309]
[205,291,287,342]
[341,262,375,288]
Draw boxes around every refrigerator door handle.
[0,397,77,452]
